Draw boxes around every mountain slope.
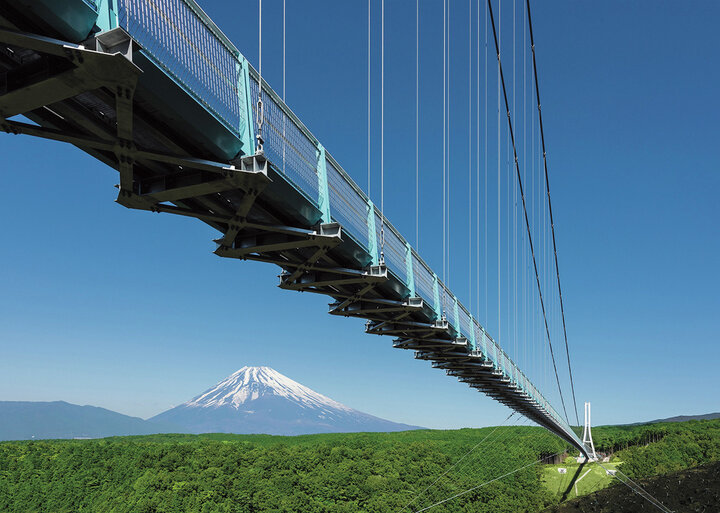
[626,412,720,426]
[0,401,176,441]
[150,366,422,435]
[648,412,720,424]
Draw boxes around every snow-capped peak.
[185,366,353,412]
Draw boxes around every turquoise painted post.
[316,145,331,223]
[367,200,378,265]
[432,274,441,319]
[238,56,255,155]
[493,339,499,371]
[405,243,415,297]
[95,0,118,32]
[453,298,460,335]
[469,316,477,350]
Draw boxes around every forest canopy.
[0,419,718,512]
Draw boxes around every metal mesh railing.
[473,323,484,353]
[116,0,247,139]
[458,304,473,341]
[413,253,435,308]
[249,75,319,204]
[385,226,408,283]
[327,158,369,250]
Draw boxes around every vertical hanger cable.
[256,0,264,153]
[380,0,385,263]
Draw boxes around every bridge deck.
[0,0,585,453]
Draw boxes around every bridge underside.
[0,4,586,456]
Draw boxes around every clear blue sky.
[0,0,718,429]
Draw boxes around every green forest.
[0,419,718,512]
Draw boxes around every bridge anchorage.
[0,0,587,457]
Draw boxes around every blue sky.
[0,0,718,429]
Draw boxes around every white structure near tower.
[582,401,598,461]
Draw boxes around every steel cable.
[487,0,570,425]
[525,0,580,426]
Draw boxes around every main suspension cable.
[525,0,580,426]
[487,0,570,425]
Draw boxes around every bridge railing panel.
[372,212,405,284]
[83,0,99,11]
[485,332,500,370]
[385,225,408,286]
[326,158,369,251]
[116,0,246,139]
[249,75,320,206]
[473,322,484,353]
[412,253,435,311]
[436,283,448,317]
[458,304,473,343]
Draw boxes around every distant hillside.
[0,401,176,441]
[0,367,420,441]
[624,412,720,426]
[647,412,720,424]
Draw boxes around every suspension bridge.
[0,0,587,458]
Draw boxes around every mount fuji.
[150,366,422,435]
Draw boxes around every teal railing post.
[405,243,415,297]
[453,298,460,335]
[469,316,477,351]
[95,0,118,32]
[367,201,378,265]
[493,339,499,371]
[316,144,331,223]
[432,274,441,320]
[237,56,255,155]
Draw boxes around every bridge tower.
[582,402,597,460]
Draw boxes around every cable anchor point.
[255,97,265,155]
